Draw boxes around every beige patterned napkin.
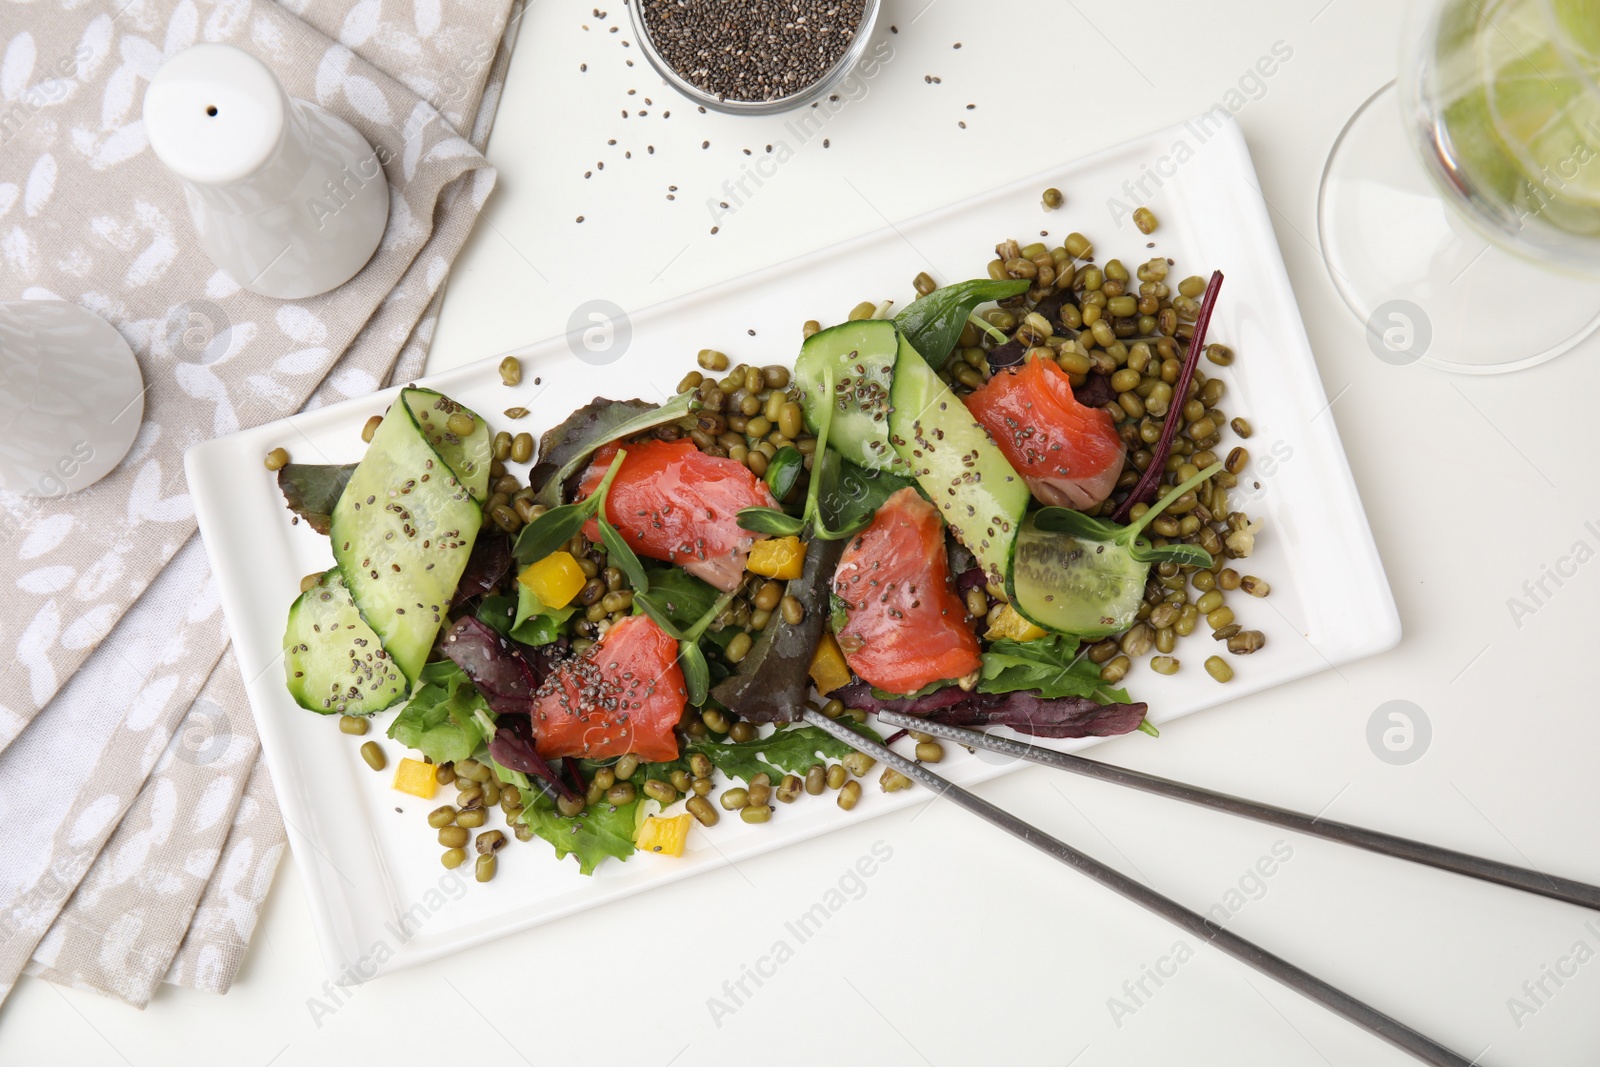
[0,0,520,1007]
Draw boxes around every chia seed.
[638,0,867,104]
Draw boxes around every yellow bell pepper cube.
[747,536,806,579]
[517,550,587,609]
[984,604,1048,643]
[635,813,693,856]
[809,631,853,695]
[391,757,437,800]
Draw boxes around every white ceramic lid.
[143,44,287,187]
[0,301,145,497]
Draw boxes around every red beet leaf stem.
[1110,270,1225,524]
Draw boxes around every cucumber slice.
[285,569,409,714]
[887,341,1030,587]
[1005,516,1144,639]
[330,388,490,683]
[794,319,909,474]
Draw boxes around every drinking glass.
[1318,0,1600,372]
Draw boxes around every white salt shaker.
[143,44,389,300]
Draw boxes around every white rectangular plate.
[187,114,1399,985]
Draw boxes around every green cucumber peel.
[326,388,490,686]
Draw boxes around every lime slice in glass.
[1484,4,1600,208]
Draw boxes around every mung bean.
[688,796,719,826]
[880,768,912,793]
[842,752,875,777]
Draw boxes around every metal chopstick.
[802,709,1479,1067]
[877,710,1600,912]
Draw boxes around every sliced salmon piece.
[529,614,684,762]
[964,353,1124,510]
[832,487,982,695]
[579,439,780,592]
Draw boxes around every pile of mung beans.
[928,217,1272,686]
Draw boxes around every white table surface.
[5,1,1598,1064]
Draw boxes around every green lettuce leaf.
[634,566,720,630]
[509,581,573,645]
[475,593,519,637]
[518,792,639,876]
[978,635,1131,703]
[894,278,1032,365]
[687,722,883,784]
[387,660,491,764]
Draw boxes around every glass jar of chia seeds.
[629,0,883,116]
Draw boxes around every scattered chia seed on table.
[638,0,867,103]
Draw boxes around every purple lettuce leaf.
[488,713,576,802]
[451,531,514,609]
[833,682,1147,739]
[276,463,356,535]
[529,397,658,499]
[955,566,988,592]
[987,338,1026,371]
[1073,372,1117,409]
[439,616,541,715]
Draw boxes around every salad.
[272,219,1272,880]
